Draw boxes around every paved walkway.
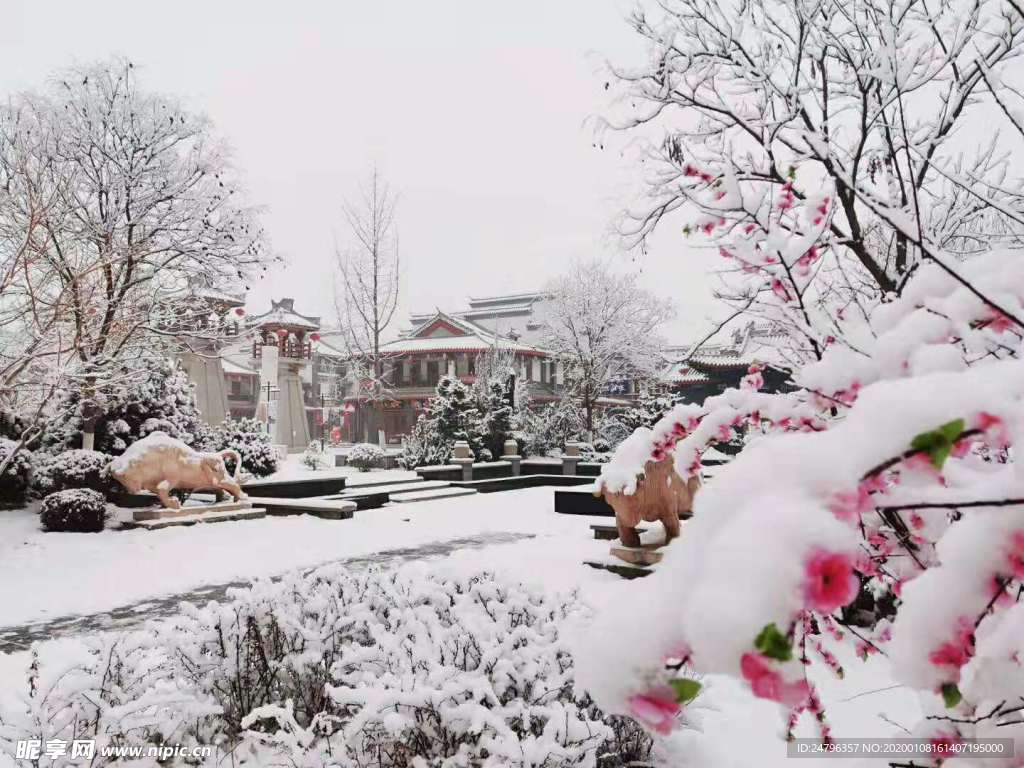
[0,532,533,653]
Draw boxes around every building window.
[426,360,440,385]
[230,378,241,397]
[468,354,476,375]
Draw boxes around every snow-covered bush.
[29,450,112,498]
[0,438,32,504]
[44,359,204,455]
[197,417,278,477]
[346,442,384,471]
[39,489,108,532]
[299,441,327,471]
[400,375,478,468]
[518,400,586,457]
[0,567,658,768]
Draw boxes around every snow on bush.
[346,442,384,471]
[196,417,278,477]
[29,450,112,498]
[574,250,1024,756]
[0,438,32,504]
[300,441,327,470]
[39,489,108,533]
[44,359,204,455]
[0,567,659,768]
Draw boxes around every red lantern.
[234,307,246,317]
[276,328,289,340]
[310,332,321,342]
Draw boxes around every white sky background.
[0,0,721,341]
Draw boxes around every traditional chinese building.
[659,322,791,402]
[339,311,561,444]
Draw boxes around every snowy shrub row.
[39,489,109,532]
[345,442,383,471]
[0,568,656,767]
[29,449,113,498]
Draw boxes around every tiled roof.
[250,298,320,330]
[379,334,544,355]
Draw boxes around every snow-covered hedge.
[346,442,384,471]
[196,417,278,477]
[0,438,32,504]
[0,567,658,767]
[39,489,108,532]
[30,449,112,498]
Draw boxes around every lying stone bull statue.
[107,432,247,509]
[599,456,699,548]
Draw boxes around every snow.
[0,483,933,767]
[0,488,610,629]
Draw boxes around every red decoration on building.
[310,332,321,342]
[235,307,246,317]
[276,328,289,340]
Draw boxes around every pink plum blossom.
[771,278,793,303]
[828,485,874,523]
[803,550,859,613]
[627,686,681,735]
[928,617,975,675]
[1006,531,1024,578]
[740,652,810,708]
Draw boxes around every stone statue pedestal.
[124,499,266,530]
[609,541,665,567]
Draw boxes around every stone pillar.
[452,439,474,481]
[562,441,581,476]
[500,438,521,476]
[181,352,229,426]
[275,367,311,451]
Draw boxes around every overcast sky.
[1,0,720,340]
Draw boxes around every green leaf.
[910,418,965,469]
[670,678,702,704]
[940,682,962,709]
[754,623,793,662]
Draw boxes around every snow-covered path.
[0,487,613,630]
[0,531,533,652]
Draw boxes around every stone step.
[340,480,450,497]
[343,471,421,489]
[124,507,266,530]
[133,500,254,522]
[388,487,479,504]
[245,497,356,520]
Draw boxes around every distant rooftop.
[249,298,321,331]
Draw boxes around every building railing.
[252,340,312,360]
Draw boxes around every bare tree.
[601,0,1024,365]
[0,58,271,454]
[334,167,401,442]
[542,259,674,432]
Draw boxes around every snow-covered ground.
[0,486,920,765]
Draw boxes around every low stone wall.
[520,458,563,475]
[415,464,463,482]
[451,474,593,494]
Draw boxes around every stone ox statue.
[107,432,247,509]
[599,457,699,548]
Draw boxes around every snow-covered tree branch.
[333,166,401,442]
[542,258,673,432]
